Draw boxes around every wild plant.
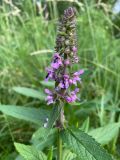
[0,7,114,160]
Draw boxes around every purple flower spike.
[45,7,84,106]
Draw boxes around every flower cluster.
[45,7,84,105]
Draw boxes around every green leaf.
[13,87,45,100]
[32,127,57,140]
[32,127,50,140]
[0,105,49,125]
[32,133,56,151]
[47,104,61,129]
[31,128,57,150]
[81,117,90,132]
[40,81,55,87]
[88,123,120,145]
[62,149,76,160]
[14,143,47,160]
[61,128,113,160]
[16,155,24,160]
[32,105,62,149]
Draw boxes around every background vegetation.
[0,0,120,159]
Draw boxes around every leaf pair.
[15,128,113,160]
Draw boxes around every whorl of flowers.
[45,7,84,105]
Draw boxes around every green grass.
[0,0,120,159]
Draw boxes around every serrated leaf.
[14,143,47,160]
[61,128,113,160]
[62,149,76,160]
[88,123,120,145]
[13,87,45,100]
[0,105,49,125]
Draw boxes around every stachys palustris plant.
[45,8,84,104]
[45,7,84,128]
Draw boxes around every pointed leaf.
[14,143,47,160]
[28,105,59,148]
[61,128,113,160]
[81,117,90,132]
[13,87,45,100]
[88,123,120,145]
[0,105,49,125]
[47,105,61,129]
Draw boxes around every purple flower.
[65,96,73,103]
[72,46,77,53]
[78,69,84,75]
[65,88,79,103]
[64,59,70,65]
[51,53,62,69]
[46,95,54,105]
[45,89,53,95]
[65,93,77,103]
[45,89,54,105]
[69,79,73,85]
[74,88,79,93]
[64,7,75,19]
[72,75,81,85]
[59,74,70,89]
[45,67,55,81]
[72,69,84,85]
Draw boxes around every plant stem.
[57,128,62,160]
